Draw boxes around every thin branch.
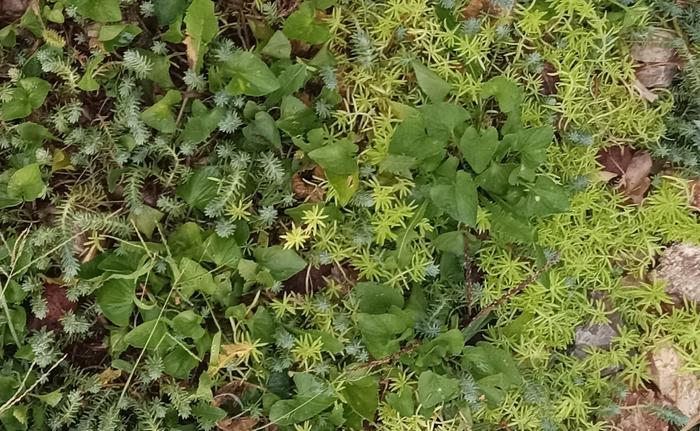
[470,258,557,324]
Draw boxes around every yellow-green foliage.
[326,1,698,429]
[477,178,700,429]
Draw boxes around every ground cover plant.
[0,0,699,430]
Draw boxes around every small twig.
[0,355,67,415]
[354,342,419,370]
[463,235,474,316]
[470,259,557,324]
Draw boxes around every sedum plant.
[0,0,698,430]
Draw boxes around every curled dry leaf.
[217,417,258,431]
[184,36,198,70]
[462,0,486,18]
[292,165,325,202]
[650,345,700,417]
[541,61,558,96]
[283,262,359,295]
[276,0,301,17]
[597,146,653,204]
[611,390,670,431]
[691,180,700,211]
[630,30,680,99]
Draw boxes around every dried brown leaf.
[597,146,634,176]
[541,61,558,95]
[691,180,700,211]
[597,146,653,204]
[292,165,325,202]
[217,417,258,431]
[621,151,652,203]
[183,35,197,70]
[462,0,486,18]
[636,64,678,89]
[633,78,659,102]
[611,390,670,431]
[630,31,676,63]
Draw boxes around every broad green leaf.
[130,205,163,239]
[510,126,554,169]
[433,231,465,255]
[96,279,135,326]
[253,246,306,281]
[98,24,142,51]
[357,308,411,358]
[283,2,331,44]
[488,203,535,244]
[168,222,205,260]
[481,76,522,114]
[44,4,65,23]
[417,371,460,409]
[475,162,515,196]
[249,308,276,343]
[78,54,104,92]
[462,343,522,406]
[386,389,414,417]
[177,257,217,299]
[415,329,464,367]
[354,282,404,314]
[459,126,499,174]
[176,166,220,210]
[455,171,478,227]
[0,25,16,48]
[411,61,451,103]
[308,138,358,175]
[277,96,318,137]
[142,51,175,88]
[19,8,42,37]
[242,111,281,149]
[269,373,335,425]
[163,14,185,43]
[342,376,379,421]
[171,310,206,338]
[223,51,280,96]
[1,78,50,121]
[124,319,169,350]
[181,101,225,144]
[389,113,446,165]
[516,176,569,217]
[184,0,218,71]
[418,103,469,138]
[154,0,188,26]
[69,0,121,22]
[7,164,44,201]
[326,171,359,206]
[395,202,427,267]
[164,345,199,378]
[267,63,309,104]
[203,233,241,268]
[34,390,62,407]
[430,171,477,226]
[191,404,227,424]
[141,90,181,133]
[262,30,292,59]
